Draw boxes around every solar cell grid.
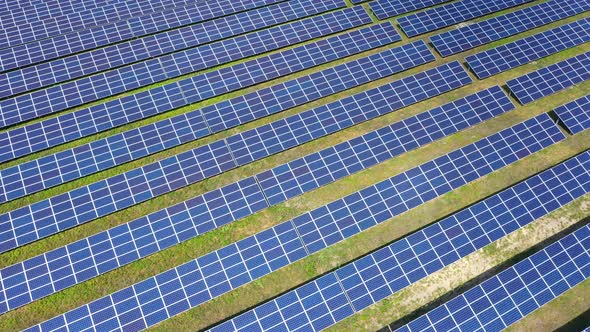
[21,113,564,332]
[227,60,469,167]
[398,224,590,332]
[255,86,514,206]
[398,0,534,37]
[0,0,245,49]
[0,20,393,164]
[0,0,345,97]
[0,0,344,73]
[0,26,405,203]
[466,18,590,79]
[211,149,590,332]
[368,0,451,21]
[0,6,368,128]
[0,0,123,27]
[292,114,565,255]
[507,51,590,104]
[553,94,590,135]
[430,0,590,57]
[0,87,513,314]
[0,62,469,254]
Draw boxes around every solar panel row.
[553,94,590,134]
[1,0,260,49]
[0,0,126,26]
[0,31,415,204]
[0,86,513,314]
[211,149,590,332]
[0,62,469,254]
[0,0,344,72]
[0,0,115,17]
[0,6,369,128]
[507,51,590,104]
[22,113,564,332]
[398,224,590,332]
[368,0,451,21]
[0,0,345,96]
[0,17,391,164]
[398,0,534,37]
[466,18,590,79]
[430,0,590,57]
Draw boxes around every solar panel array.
[398,0,534,37]
[0,0,346,98]
[368,0,451,20]
[466,18,590,79]
[0,87,514,313]
[0,6,370,128]
[397,223,590,332]
[0,0,316,71]
[507,51,590,104]
[22,113,564,332]
[430,0,590,57]
[0,62,469,253]
[553,94,590,134]
[0,20,395,164]
[210,141,590,332]
[4,0,590,329]
[0,37,427,204]
[1,0,279,49]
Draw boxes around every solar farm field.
[0,0,589,331]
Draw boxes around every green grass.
[0,0,589,330]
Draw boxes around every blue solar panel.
[0,20,393,164]
[0,32,417,204]
[255,86,514,206]
[398,0,534,37]
[0,87,513,314]
[431,0,590,57]
[210,149,590,332]
[0,0,345,97]
[553,94,590,134]
[507,51,590,105]
[21,113,563,332]
[398,224,590,332]
[368,0,451,21]
[0,62,469,253]
[0,0,333,72]
[0,0,279,49]
[466,18,590,79]
[227,61,470,167]
[0,6,368,128]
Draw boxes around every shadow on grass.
[554,307,590,332]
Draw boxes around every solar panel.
[21,113,564,332]
[507,51,590,105]
[431,0,590,57]
[0,0,136,27]
[0,87,513,314]
[466,18,590,79]
[1,0,278,49]
[0,33,419,204]
[0,20,392,164]
[368,0,451,21]
[227,61,469,167]
[0,62,469,253]
[0,6,368,128]
[398,0,534,37]
[553,94,590,134]
[0,0,345,96]
[397,224,590,332]
[211,149,590,332]
[0,0,345,70]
